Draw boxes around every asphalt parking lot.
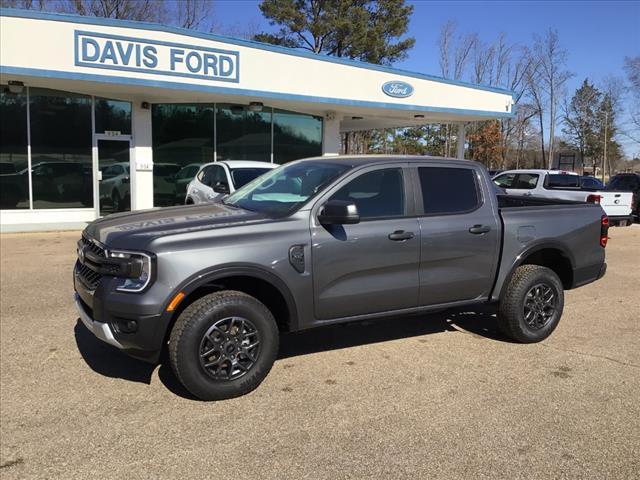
[0,226,638,479]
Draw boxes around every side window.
[329,168,404,220]
[494,173,515,188]
[212,166,229,187]
[513,173,539,189]
[200,166,214,186]
[419,167,479,215]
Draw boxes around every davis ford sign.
[382,81,414,98]
[74,30,240,83]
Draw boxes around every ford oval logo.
[382,81,414,98]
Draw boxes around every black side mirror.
[318,200,360,225]
[213,182,229,194]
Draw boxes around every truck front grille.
[75,235,106,290]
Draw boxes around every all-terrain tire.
[169,290,279,401]
[497,265,564,343]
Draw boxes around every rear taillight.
[587,194,602,204]
[600,215,609,248]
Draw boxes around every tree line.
[4,0,638,173]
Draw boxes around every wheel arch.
[495,242,576,301]
[159,264,299,348]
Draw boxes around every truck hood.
[84,202,267,248]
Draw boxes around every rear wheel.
[497,265,564,343]
[169,291,279,400]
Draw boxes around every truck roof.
[499,169,579,175]
[298,154,483,168]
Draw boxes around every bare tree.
[0,0,52,9]
[471,38,495,85]
[174,0,214,30]
[438,20,455,79]
[532,29,573,168]
[65,0,166,22]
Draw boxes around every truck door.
[414,165,500,305]
[311,165,420,320]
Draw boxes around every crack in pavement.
[540,342,640,369]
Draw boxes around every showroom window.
[95,98,132,135]
[152,104,215,206]
[216,104,271,162]
[0,85,29,209]
[28,88,93,209]
[151,103,323,206]
[273,109,322,164]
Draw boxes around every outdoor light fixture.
[8,81,24,94]
[248,101,264,112]
[351,116,363,120]
[141,101,150,110]
[414,114,425,119]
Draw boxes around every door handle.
[469,225,491,234]
[388,230,415,241]
[523,192,532,196]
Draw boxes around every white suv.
[185,160,277,204]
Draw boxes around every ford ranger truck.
[74,156,608,400]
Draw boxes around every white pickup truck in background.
[493,170,634,226]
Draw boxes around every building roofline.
[0,7,516,98]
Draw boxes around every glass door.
[96,139,131,216]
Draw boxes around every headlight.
[108,250,153,293]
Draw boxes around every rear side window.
[546,174,580,188]
[418,167,479,215]
[512,173,539,189]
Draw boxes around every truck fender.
[160,263,300,330]
[492,241,576,302]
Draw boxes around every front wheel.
[169,291,279,400]
[497,265,564,343]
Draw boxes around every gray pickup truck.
[74,156,608,400]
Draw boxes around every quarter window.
[419,167,479,215]
[329,168,404,219]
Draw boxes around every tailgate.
[599,191,632,217]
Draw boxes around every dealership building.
[0,8,514,231]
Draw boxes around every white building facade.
[0,9,514,231]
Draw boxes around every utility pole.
[602,110,608,183]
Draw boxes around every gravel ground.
[0,226,638,479]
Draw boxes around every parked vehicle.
[100,162,181,211]
[493,169,633,226]
[1,161,92,208]
[99,162,130,212]
[75,156,608,400]
[174,163,202,204]
[580,176,604,190]
[606,173,640,221]
[185,160,277,204]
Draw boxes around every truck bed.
[497,194,583,209]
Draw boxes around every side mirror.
[318,200,360,225]
[213,182,229,194]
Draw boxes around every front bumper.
[75,293,123,349]
[74,263,170,363]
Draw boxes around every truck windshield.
[224,161,351,217]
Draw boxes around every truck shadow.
[74,304,509,400]
[277,303,508,359]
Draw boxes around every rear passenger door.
[414,165,500,305]
[311,164,420,320]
